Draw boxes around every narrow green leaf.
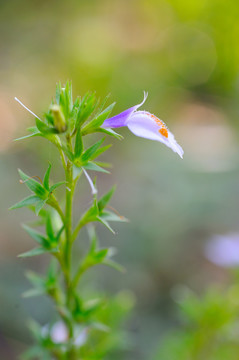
[14,132,40,141]
[96,127,123,140]
[36,118,57,134]
[97,216,115,234]
[55,226,64,242]
[55,81,61,104]
[80,200,99,225]
[94,248,108,262]
[88,225,98,253]
[22,224,47,245]
[35,199,47,215]
[100,210,128,222]
[81,138,105,163]
[18,247,48,258]
[22,288,44,298]
[61,145,74,161]
[94,161,112,168]
[26,271,45,287]
[18,169,47,198]
[46,215,54,240]
[18,247,59,258]
[43,163,52,190]
[81,102,115,134]
[94,94,111,116]
[76,93,97,128]
[98,186,116,212]
[9,195,40,210]
[74,128,83,158]
[49,181,66,193]
[102,259,125,273]
[83,161,110,173]
[91,144,112,160]
[73,165,82,180]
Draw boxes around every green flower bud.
[50,104,66,133]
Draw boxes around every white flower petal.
[127,112,184,158]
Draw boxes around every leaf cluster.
[13,82,130,359]
[154,285,239,360]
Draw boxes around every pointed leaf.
[18,169,47,198]
[74,127,83,158]
[76,93,97,128]
[55,81,61,105]
[98,186,116,212]
[73,165,82,180]
[81,138,105,163]
[87,225,98,253]
[102,259,125,273]
[91,144,112,160]
[96,127,123,140]
[14,132,41,141]
[36,118,57,134]
[18,247,59,258]
[94,248,108,262]
[100,210,128,222]
[43,163,52,190]
[82,102,115,134]
[9,195,41,210]
[22,288,45,298]
[83,161,109,173]
[35,199,47,215]
[55,226,64,242]
[46,215,54,240]
[49,181,66,193]
[97,216,115,234]
[61,145,74,161]
[22,224,47,245]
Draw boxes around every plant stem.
[63,136,78,359]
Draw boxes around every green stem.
[47,195,65,224]
[71,263,87,289]
[72,220,84,243]
[65,159,73,276]
[63,136,76,357]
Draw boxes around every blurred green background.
[1,0,239,358]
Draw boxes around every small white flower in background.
[205,233,239,267]
[75,328,88,346]
[42,321,88,346]
[51,321,68,344]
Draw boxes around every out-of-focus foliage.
[2,0,239,359]
[154,283,239,360]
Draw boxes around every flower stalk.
[12,81,183,359]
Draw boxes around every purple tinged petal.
[101,92,184,158]
[102,92,148,128]
[127,112,184,158]
[205,234,239,267]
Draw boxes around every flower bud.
[50,104,66,133]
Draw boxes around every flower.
[42,321,88,346]
[102,93,184,158]
[205,233,239,268]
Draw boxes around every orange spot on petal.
[148,113,168,138]
[159,128,168,138]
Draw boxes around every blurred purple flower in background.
[205,233,239,267]
[102,93,184,158]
